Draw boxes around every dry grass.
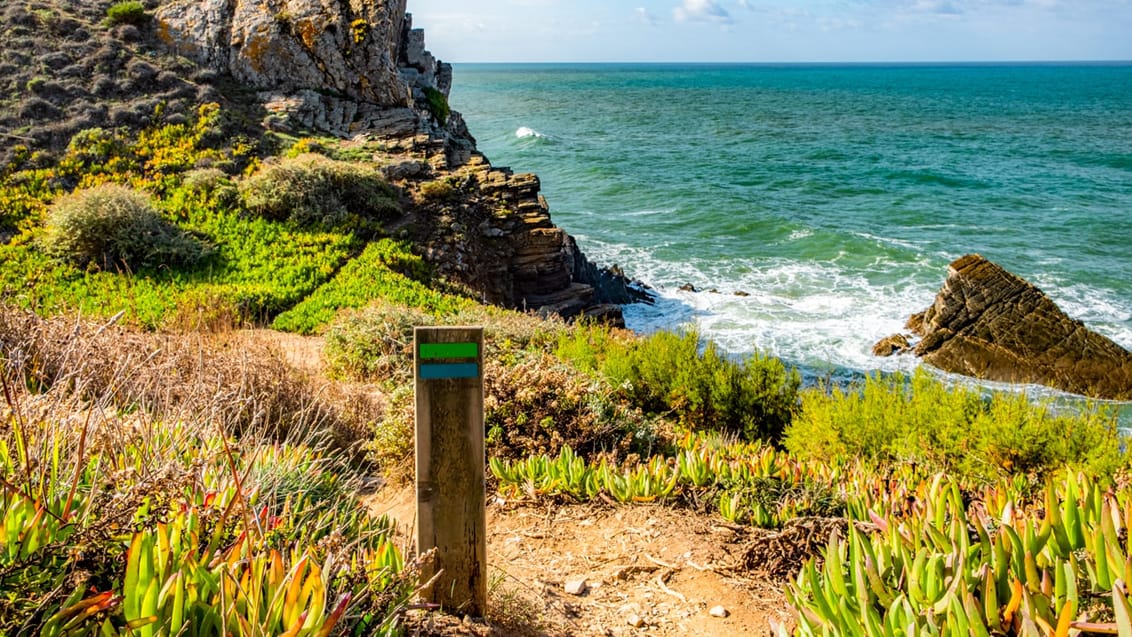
[0,305,380,461]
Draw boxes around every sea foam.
[591,237,936,380]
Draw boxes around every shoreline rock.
[875,254,1132,400]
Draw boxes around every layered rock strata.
[391,149,642,324]
[876,254,1132,400]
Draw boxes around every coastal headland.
[2,1,1132,635]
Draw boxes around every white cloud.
[673,0,735,24]
[635,6,660,25]
[911,0,964,14]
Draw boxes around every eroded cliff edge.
[148,0,641,320]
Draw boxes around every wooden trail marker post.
[414,326,487,616]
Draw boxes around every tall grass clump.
[786,369,1126,483]
[240,154,400,233]
[558,327,800,443]
[41,183,210,271]
[0,306,377,450]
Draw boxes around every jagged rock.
[157,0,412,106]
[568,245,650,306]
[155,1,465,144]
[383,160,427,181]
[580,304,627,328]
[872,334,912,357]
[564,579,588,596]
[900,254,1132,400]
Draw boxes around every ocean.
[447,63,1132,403]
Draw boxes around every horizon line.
[449,59,1132,66]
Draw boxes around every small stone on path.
[709,605,730,618]
[565,579,588,596]
[626,614,645,628]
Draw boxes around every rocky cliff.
[155,0,472,160]
[152,0,636,320]
[876,254,1132,400]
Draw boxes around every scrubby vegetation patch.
[239,153,401,233]
[104,1,148,27]
[42,183,210,271]
[786,369,1124,482]
[558,327,800,442]
[422,87,450,124]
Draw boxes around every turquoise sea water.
[448,63,1132,398]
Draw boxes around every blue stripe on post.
[419,363,480,380]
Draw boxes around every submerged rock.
[872,334,911,357]
[877,254,1132,400]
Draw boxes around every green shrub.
[419,178,458,202]
[422,87,450,124]
[445,304,564,354]
[786,369,1126,482]
[484,351,652,459]
[323,302,652,461]
[41,184,210,271]
[239,154,400,233]
[367,384,416,477]
[558,327,800,442]
[104,1,148,27]
[325,302,431,380]
[283,139,322,158]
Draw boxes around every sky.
[408,0,1132,63]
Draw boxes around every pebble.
[709,605,730,618]
[565,579,588,596]
[626,614,645,628]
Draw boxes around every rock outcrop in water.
[153,0,638,320]
[876,254,1132,400]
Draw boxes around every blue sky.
[409,0,1132,63]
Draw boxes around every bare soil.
[368,488,798,636]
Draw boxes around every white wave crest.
[582,239,938,376]
[516,126,545,139]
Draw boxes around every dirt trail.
[369,488,795,636]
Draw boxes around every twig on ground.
[686,559,716,572]
[655,570,688,603]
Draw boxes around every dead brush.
[0,305,377,456]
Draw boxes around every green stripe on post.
[419,342,479,360]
